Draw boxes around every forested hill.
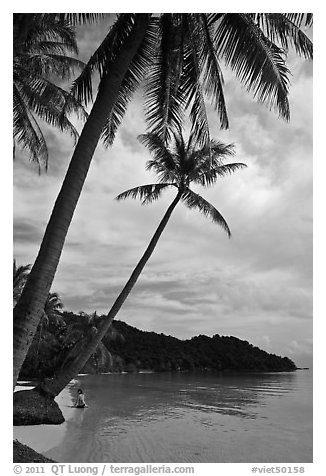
[20,312,296,379]
[103,320,296,373]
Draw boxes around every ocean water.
[44,370,312,463]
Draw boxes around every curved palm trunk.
[13,14,151,390]
[37,191,182,397]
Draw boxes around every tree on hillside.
[34,130,245,398]
[60,311,124,373]
[35,292,65,352]
[13,13,313,389]
[22,292,65,375]
[13,259,31,306]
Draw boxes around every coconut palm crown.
[13,13,87,170]
[116,131,246,237]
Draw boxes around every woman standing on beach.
[75,388,86,408]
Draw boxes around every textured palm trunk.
[37,191,182,398]
[13,14,151,390]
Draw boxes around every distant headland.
[19,311,297,380]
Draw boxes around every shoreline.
[13,379,78,458]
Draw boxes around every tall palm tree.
[35,130,246,398]
[13,13,313,389]
[13,13,87,171]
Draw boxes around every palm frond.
[13,13,87,170]
[180,15,211,147]
[283,13,313,28]
[182,188,231,237]
[206,13,225,25]
[139,133,179,182]
[17,53,85,80]
[13,260,31,303]
[144,14,187,143]
[253,14,313,60]
[15,77,81,143]
[195,162,247,187]
[214,13,290,120]
[13,260,31,288]
[188,139,235,164]
[139,132,175,166]
[71,14,137,106]
[198,14,229,129]
[13,84,48,170]
[14,14,79,55]
[101,18,158,146]
[172,128,187,167]
[184,139,235,185]
[116,183,172,205]
[58,13,107,26]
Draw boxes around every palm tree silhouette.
[36,130,246,397]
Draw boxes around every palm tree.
[60,311,124,373]
[13,13,313,389]
[13,13,87,171]
[13,259,31,305]
[33,292,64,367]
[42,292,64,326]
[35,130,246,398]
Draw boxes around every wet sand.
[13,380,78,454]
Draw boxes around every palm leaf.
[139,133,179,183]
[214,13,290,120]
[71,14,137,106]
[14,14,79,55]
[13,84,48,169]
[184,139,235,185]
[180,15,211,147]
[56,13,107,26]
[13,260,31,290]
[116,183,172,205]
[283,13,313,28]
[101,18,158,146]
[195,162,247,187]
[15,77,80,143]
[253,14,313,59]
[198,14,229,129]
[182,188,231,237]
[144,14,187,143]
[17,53,85,80]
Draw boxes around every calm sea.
[44,370,312,463]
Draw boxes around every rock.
[13,440,56,462]
[13,389,64,425]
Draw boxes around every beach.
[13,379,78,456]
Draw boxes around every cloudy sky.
[13,15,313,368]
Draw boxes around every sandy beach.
[13,379,78,454]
